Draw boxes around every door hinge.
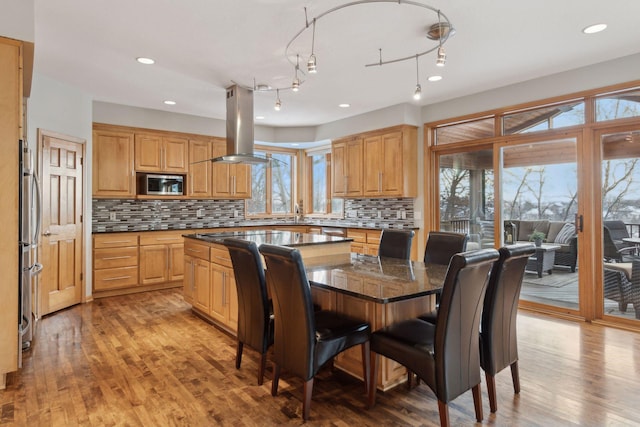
[80,214,83,223]
[80,272,83,281]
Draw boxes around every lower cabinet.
[93,231,184,298]
[348,229,381,256]
[183,241,238,334]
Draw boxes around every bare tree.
[505,168,532,219]
[602,158,638,219]
[440,168,469,221]
[523,167,553,218]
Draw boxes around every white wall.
[29,73,94,299]
[0,0,34,42]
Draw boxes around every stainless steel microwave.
[139,174,184,196]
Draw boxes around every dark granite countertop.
[307,254,446,303]
[183,230,353,247]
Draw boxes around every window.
[596,89,640,122]
[306,150,343,216]
[246,149,296,216]
[435,117,495,145]
[503,101,585,135]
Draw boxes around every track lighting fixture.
[436,11,446,67]
[292,54,301,91]
[307,19,317,74]
[274,89,281,111]
[413,55,422,100]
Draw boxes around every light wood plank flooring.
[2,289,640,426]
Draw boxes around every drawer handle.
[155,237,180,241]
[187,248,202,253]
[103,275,132,281]
[103,240,133,244]
[102,256,132,260]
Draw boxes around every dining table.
[306,254,447,391]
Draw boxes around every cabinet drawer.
[94,247,138,269]
[94,233,139,248]
[184,240,210,261]
[366,230,381,244]
[210,246,232,267]
[94,266,139,291]
[139,232,184,245]
[348,230,367,243]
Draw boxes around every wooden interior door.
[40,131,84,315]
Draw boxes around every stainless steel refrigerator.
[18,139,42,365]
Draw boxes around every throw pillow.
[554,223,575,244]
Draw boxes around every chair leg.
[472,383,483,422]
[368,352,379,409]
[235,341,243,369]
[407,371,413,389]
[510,361,521,394]
[258,352,266,386]
[361,341,370,395]
[302,378,314,421]
[485,371,497,413]
[271,362,280,397]
[437,399,450,427]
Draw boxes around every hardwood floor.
[2,289,640,426]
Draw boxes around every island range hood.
[211,84,270,164]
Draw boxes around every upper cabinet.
[93,127,136,198]
[135,133,188,173]
[211,138,252,199]
[92,124,252,200]
[332,137,363,197]
[332,125,417,198]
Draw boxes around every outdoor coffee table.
[526,244,561,278]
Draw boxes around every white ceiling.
[34,0,640,128]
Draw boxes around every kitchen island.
[182,229,444,391]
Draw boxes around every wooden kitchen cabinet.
[332,125,417,198]
[92,127,136,198]
[139,233,184,285]
[135,133,188,173]
[188,139,212,197]
[211,138,252,199]
[332,137,363,197]
[347,229,381,256]
[209,246,238,333]
[93,234,139,291]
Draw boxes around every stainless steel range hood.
[212,84,269,164]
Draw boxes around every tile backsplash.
[92,198,415,232]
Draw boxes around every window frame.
[304,146,343,218]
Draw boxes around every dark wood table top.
[307,254,447,303]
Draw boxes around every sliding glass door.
[499,137,581,313]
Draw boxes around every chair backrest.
[434,248,499,403]
[603,221,632,262]
[223,238,271,352]
[604,220,630,241]
[480,244,535,376]
[259,244,316,380]
[423,231,469,265]
[378,229,415,260]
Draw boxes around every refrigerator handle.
[32,170,42,246]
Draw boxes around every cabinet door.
[183,256,195,304]
[188,139,212,197]
[92,130,135,197]
[230,164,252,198]
[139,244,169,285]
[363,135,383,196]
[332,140,348,197]
[193,258,211,313]
[210,263,227,324]
[211,139,233,197]
[345,138,363,196]
[163,136,189,173]
[169,243,184,281]
[380,132,403,195]
[135,133,163,172]
[227,267,238,331]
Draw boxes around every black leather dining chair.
[223,238,274,386]
[423,231,469,265]
[368,248,499,427]
[480,243,534,413]
[259,244,371,422]
[378,229,415,260]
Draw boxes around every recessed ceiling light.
[428,75,443,82]
[583,23,607,34]
[136,57,155,65]
[339,103,350,108]
[163,100,176,105]
[256,116,265,120]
